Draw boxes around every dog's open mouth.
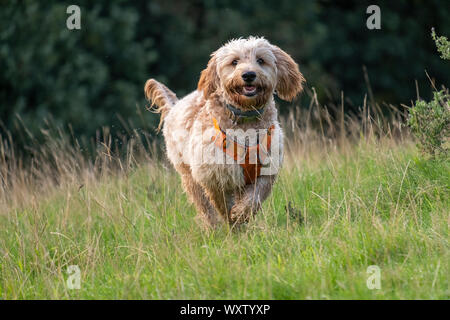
[241,85,260,97]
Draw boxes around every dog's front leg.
[229,175,276,225]
[203,187,235,223]
[177,164,222,229]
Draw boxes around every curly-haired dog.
[145,37,304,228]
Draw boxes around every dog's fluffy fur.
[145,37,304,228]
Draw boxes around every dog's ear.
[197,54,219,99]
[272,45,305,101]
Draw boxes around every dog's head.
[198,37,305,110]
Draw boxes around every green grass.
[0,137,448,299]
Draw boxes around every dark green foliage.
[0,1,158,147]
[1,0,450,148]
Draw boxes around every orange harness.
[211,118,275,184]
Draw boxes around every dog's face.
[198,37,305,110]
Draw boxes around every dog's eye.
[257,58,264,65]
[231,59,238,66]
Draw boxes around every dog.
[144,36,304,228]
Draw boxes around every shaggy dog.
[144,37,304,228]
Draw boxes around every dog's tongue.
[244,86,256,92]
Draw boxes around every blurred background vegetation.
[1,0,449,151]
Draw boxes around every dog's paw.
[229,204,252,226]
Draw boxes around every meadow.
[0,99,448,299]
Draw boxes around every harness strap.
[211,117,274,184]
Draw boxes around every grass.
[0,101,448,299]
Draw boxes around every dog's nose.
[242,71,256,82]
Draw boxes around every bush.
[407,30,450,158]
[408,90,450,157]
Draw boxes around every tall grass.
[0,91,448,299]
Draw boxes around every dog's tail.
[144,79,178,132]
